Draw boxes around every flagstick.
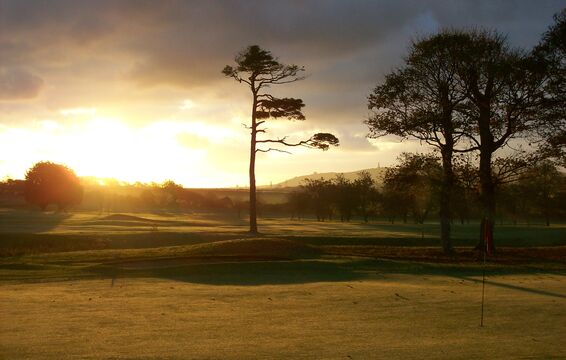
[480,246,486,327]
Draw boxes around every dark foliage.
[24,162,83,211]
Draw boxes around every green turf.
[0,209,565,359]
[1,209,564,258]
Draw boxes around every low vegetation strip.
[323,245,566,267]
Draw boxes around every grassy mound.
[100,214,158,222]
[108,238,322,268]
[92,213,212,228]
[185,238,321,259]
[5,238,322,269]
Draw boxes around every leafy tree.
[303,178,335,221]
[288,190,310,220]
[161,180,184,209]
[453,155,480,224]
[497,181,527,225]
[354,171,379,223]
[367,33,472,253]
[223,45,339,233]
[381,170,411,224]
[451,30,547,251]
[518,161,563,226]
[533,9,566,166]
[139,189,156,209]
[24,161,83,211]
[333,174,356,222]
[382,153,442,224]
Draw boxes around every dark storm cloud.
[1,1,562,72]
[0,0,563,122]
[0,68,44,100]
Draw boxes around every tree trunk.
[248,92,258,234]
[440,147,454,254]
[478,125,496,253]
[545,209,550,227]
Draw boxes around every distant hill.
[267,167,388,188]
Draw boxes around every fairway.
[1,272,564,359]
[1,210,565,359]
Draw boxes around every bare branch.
[256,148,292,154]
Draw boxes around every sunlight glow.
[0,116,244,188]
[179,99,195,110]
[60,108,97,116]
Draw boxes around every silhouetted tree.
[139,189,156,209]
[303,178,335,221]
[533,9,566,166]
[333,174,356,222]
[367,33,473,253]
[382,153,442,224]
[24,161,83,211]
[161,180,184,209]
[518,161,563,226]
[452,30,547,251]
[381,172,411,224]
[288,190,310,220]
[223,45,339,233]
[453,155,480,224]
[354,171,379,223]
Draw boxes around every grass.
[1,209,565,257]
[0,209,565,358]
[1,274,564,359]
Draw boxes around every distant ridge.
[267,167,388,188]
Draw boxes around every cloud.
[0,68,44,100]
[0,0,564,185]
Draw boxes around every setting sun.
[0,112,250,187]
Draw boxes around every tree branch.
[256,148,292,154]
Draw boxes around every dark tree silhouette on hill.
[24,161,83,211]
[223,45,339,233]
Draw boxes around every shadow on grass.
[3,256,565,290]
[84,256,566,287]
[454,275,566,299]
[91,259,362,286]
[282,235,566,247]
[0,210,71,233]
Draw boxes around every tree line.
[285,153,565,227]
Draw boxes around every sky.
[0,0,563,188]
